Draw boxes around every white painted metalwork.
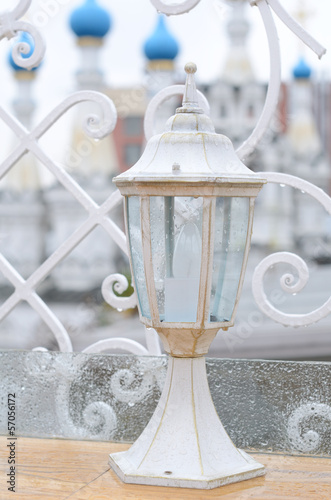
[252,172,331,327]
[148,0,326,161]
[0,91,133,352]
[144,84,210,141]
[0,0,45,70]
[150,0,200,16]
[0,0,161,356]
[0,0,329,356]
[110,62,266,488]
[145,0,330,332]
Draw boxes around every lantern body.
[110,63,266,488]
[128,194,251,323]
[121,179,261,357]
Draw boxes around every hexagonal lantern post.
[110,63,266,489]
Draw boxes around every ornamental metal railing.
[0,0,330,355]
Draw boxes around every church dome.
[9,32,39,72]
[144,15,179,61]
[70,0,112,39]
[293,56,312,79]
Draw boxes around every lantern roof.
[114,63,265,187]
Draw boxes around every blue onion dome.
[70,0,112,39]
[8,32,39,72]
[144,15,179,61]
[293,56,312,79]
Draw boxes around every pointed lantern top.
[113,63,266,191]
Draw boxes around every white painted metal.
[237,0,325,160]
[109,357,265,488]
[0,0,45,70]
[237,0,281,161]
[252,172,331,327]
[115,64,265,358]
[101,274,137,311]
[111,63,265,487]
[150,0,200,16]
[82,338,149,355]
[265,0,326,59]
[0,0,328,357]
[0,92,134,352]
[144,84,210,141]
[149,0,326,161]
[0,0,156,355]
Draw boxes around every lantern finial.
[177,61,203,114]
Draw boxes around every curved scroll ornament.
[238,0,325,160]
[287,403,331,453]
[144,84,210,141]
[102,273,137,311]
[150,0,201,15]
[149,0,326,160]
[252,173,331,327]
[0,0,45,70]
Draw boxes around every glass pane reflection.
[210,197,249,322]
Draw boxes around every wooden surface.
[0,437,330,499]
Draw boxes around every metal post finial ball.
[184,62,197,74]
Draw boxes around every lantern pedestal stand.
[111,62,267,489]
[109,356,265,489]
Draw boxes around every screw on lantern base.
[109,356,265,489]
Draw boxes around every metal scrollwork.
[102,273,137,311]
[252,173,331,327]
[0,91,122,352]
[0,0,45,70]
[149,0,326,160]
[150,0,201,16]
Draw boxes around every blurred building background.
[0,0,331,360]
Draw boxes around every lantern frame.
[118,180,262,357]
[110,63,267,488]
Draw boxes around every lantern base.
[109,356,265,489]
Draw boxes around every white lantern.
[110,63,266,489]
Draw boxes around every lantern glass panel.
[209,197,250,323]
[150,196,203,323]
[127,196,151,319]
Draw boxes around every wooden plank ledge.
[0,437,330,499]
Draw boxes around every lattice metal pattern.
[0,0,330,355]
[0,1,161,355]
